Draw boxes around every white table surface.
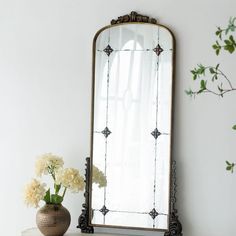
[21,228,137,236]
[21,228,79,236]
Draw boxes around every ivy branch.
[185,63,236,97]
[226,123,236,171]
[213,17,236,55]
[185,17,236,172]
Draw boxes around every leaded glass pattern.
[91,23,174,230]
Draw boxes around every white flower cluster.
[24,179,46,208]
[35,153,64,177]
[92,166,107,188]
[56,168,85,192]
[24,153,106,208]
[24,153,85,208]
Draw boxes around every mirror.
[89,12,175,232]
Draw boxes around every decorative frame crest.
[111,11,157,25]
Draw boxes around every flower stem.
[62,187,67,198]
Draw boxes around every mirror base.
[78,158,183,235]
[164,161,183,236]
[164,211,183,236]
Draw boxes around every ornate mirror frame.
[78,12,183,236]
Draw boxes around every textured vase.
[36,204,71,236]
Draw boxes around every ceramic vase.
[36,204,71,236]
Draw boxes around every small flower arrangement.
[92,165,107,188]
[24,153,106,208]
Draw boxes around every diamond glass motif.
[151,128,161,139]
[102,127,112,138]
[149,208,159,219]
[103,45,113,56]
[99,205,109,216]
[153,44,164,56]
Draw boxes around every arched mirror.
[78,12,182,235]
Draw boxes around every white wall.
[0,0,236,235]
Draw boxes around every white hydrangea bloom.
[56,168,84,192]
[35,153,64,177]
[24,179,46,208]
[92,165,107,188]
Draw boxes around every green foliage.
[216,27,223,39]
[54,184,61,194]
[198,80,207,93]
[210,64,219,81]
[213,17,236,55]
[186,64,231,97]
[185,89,193,97]
[224,35,236,53]
[190,64,220,82]
[187,17,236,174]
[191,64,206,80]
[51,194,63,204]
[226,161,235,173]
[226,17,236,34]
[212,41,221,55]
[43,189,51,204]
[43,186,64,204]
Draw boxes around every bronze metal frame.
[77,157,94,233]
[78,11,182,235]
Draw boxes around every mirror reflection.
[90,23,174,231]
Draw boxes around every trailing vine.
[185,17,236,172]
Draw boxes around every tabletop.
[21,228,140,236]
[21,228,80,236]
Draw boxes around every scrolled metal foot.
[77,157,94,233]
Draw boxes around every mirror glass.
[90,22,174,231]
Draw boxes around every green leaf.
[224,39,230,44]
[216,29,221,35]
[212,44,218,49]
[223,36,236,53]
[215,64,220,70]
[225,160,235,173]
[200,80,206,90]
[229,35,236,44]
[226,160,231,165]
[43,189,51,204]
[217,86,223,92]
[232,125,236,130]
[224,44,235,53]
[209,68,215,74]
[185,89,193,96]
[216,49,220,55]
[197,64,206,75]
[227,17,236,33]
[51,194,63,204]
[54,184,61,194]
[191,69,198,80]
[226,166,232,171]
[216,27,223,39]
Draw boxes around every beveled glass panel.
[90,23,174,231]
